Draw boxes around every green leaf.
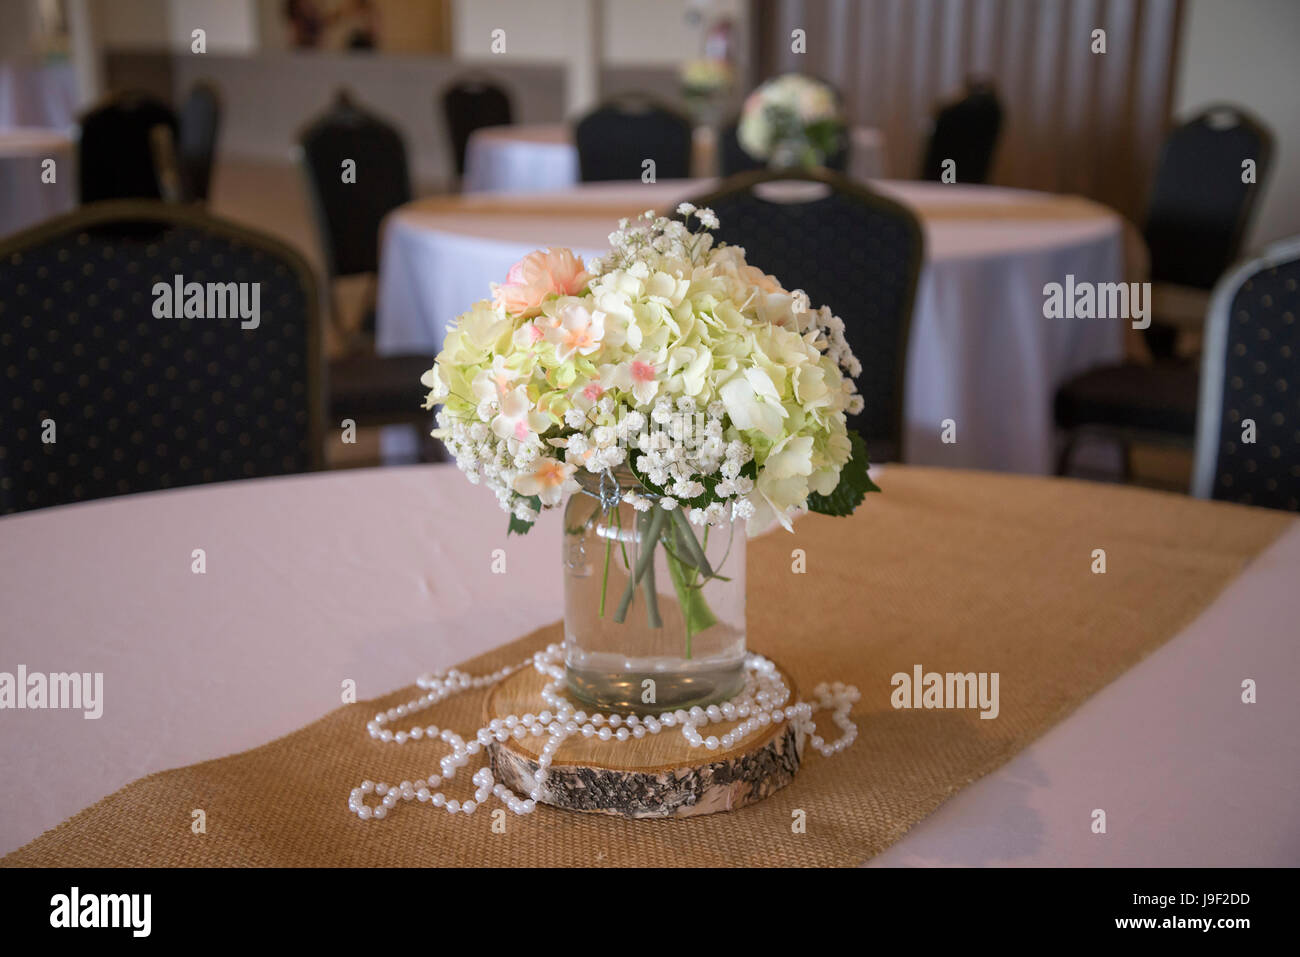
[507,495,542,536]
[664,549,717,656]
[807,429,880,517]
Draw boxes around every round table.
[2,464,1296,864]
[377,179,1129,473]
[462,123,887,193]
[0,58,78,130]
[0,127,75,238]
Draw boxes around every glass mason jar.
[563,466,746,713]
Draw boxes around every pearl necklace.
[348,644,859,820]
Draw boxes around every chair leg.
[1055,432,1077,476]
[1120,441,1134,484]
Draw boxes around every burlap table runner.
[5,466,1290,867]
[406,193,1114,224]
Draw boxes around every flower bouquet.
[680,57,733,125]
[738,73,845,169]
[421,206,877,711]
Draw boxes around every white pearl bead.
[350,649,859,825]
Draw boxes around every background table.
[377,179,1127,473]
[0,127,75,237]
[2,466,1296,863]
[462,123,886,193]
[0,58,77,130]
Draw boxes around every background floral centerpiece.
[680,57,733,126]
[421,205,877,710]
[737,72,846,168]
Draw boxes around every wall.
[170,0,258,52]
[452,0,746,63]
[97,0,170,48]
[450,0,748,115]
[1173,0,1300,249]
[168,52,566,185]
[98,0,256,52]
[0,0,41,56]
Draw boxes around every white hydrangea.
[422,207,864,533]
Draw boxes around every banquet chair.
[1191,236,1300,512]
[77,92,181,203]
[297,91,437,452]
[575,95,692,182]
[920,81,1002,185]
[177,81,222,203]
[0,200,325,515]
[1054,106,1274,479]
[1141,105,1274,357]
[441,76,513,180]
[719,119,848,177]
[685,168,924,463]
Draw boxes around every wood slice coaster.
[485,661,804,819]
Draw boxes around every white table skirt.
[0,127,75,237]
[377,179,1126,474]
[463,123,886,193]
[1,466,1295,864]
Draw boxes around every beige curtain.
[754,0,1185,222]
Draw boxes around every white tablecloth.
[377,179,1127,473]
[0,127,75,237]
[463,124,581,194]
[1,466,1295,864]
[0,59,77,131]
[463,123,886,193]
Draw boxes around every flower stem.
[598,513,612,618]
[668,509,713,576]
[613,506,667,624]
[642,527,662,629]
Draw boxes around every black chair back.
[441,77,513,177]
[1192,237,1300,512]
[720,120,764,176]
[720,119,848,177]
[575,96,692,182]
[920,83,1002,184]
[0,201,324,514]
[1144,105,1274,291]
[686,169,924,461]
[77,92,180,203]
[299,92,412,278]
[178,81,222,202]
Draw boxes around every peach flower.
[492,248,590,318]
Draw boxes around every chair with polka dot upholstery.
[0,200,325,514]
[1193,236,1300,512]
[575,94,693,183]
[683,167,924,464]
[77,92,181,204]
